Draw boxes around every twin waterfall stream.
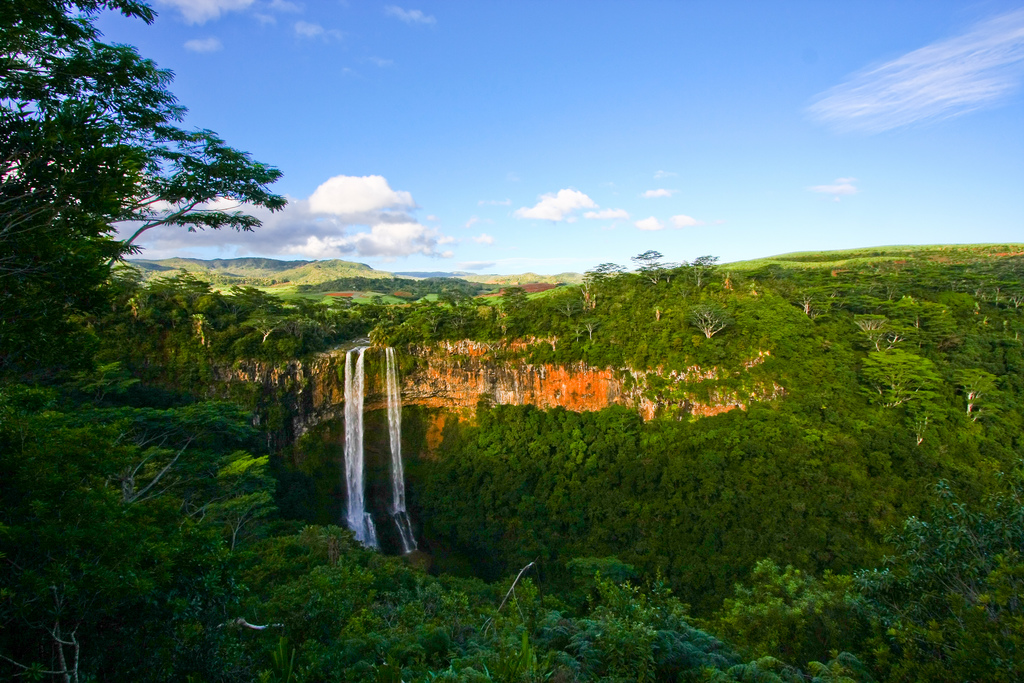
[342,346,417,553]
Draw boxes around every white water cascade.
[385,347,417,553]
[343,346,378,548]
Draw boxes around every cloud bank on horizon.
[809,8,1024,133]
[127,175,455,261]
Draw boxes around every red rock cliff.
[215,340,783,441]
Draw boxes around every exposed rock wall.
[213,340,783,443]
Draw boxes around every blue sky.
[101,1,1024,274]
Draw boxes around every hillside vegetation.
[7,241,1024,682]
[130,257,393,285]
[3,4,1023,681]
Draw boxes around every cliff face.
[214,340,783,443]
[380,340,783,421]
[382,341,622,414]
[212,349,346,445]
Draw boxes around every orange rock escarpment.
[389,341,782,421]
[215,340,783,441]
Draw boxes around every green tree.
[0,0,285,375]
[954,368,999,421]
[710,560,867,668]
[860,349,940,408]
[858,475,1024,682]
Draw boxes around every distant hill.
[127,258,584,287]
[393,271,476,279]
[128,257,393,285]
[725,243,1024,271]
[459,272,584,285]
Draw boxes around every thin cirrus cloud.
[808,178,858,200]
[294,21,341,39]
[583,208,630,220]
[184,37,222,52]
[385,6,436,25]
[159,0,255,24]
[125,174,455,260]
[642,189,677,198]
[458,261,496,271]
[478,198,512,206]
[514,189,597,222]
[671,214,704,228]
[654,170,677,179]
[809,9,1024,133]
[473,233,495,245]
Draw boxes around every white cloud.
[583,208,630,220]
[294,21,341,39]
[642,188,677,198]
[478,198,512,206]
[464,216,479,229]
[159,0,255,24]
[670,214,703,228]
[367,56,394,67]
[809,9,1024,133]
[808,178,859,197]
[514,189,597,221]
[184,37,223,52]
[124,174,458,260]
[458,261,496,270]
[308,175,414,216]
[473,233,495,245]
[384,6,436,25]
[654,170,677,179]
[125,196,455,260]
[284,222,451,259]
[294,20,322,36]
[635,216,665,231]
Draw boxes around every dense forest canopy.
[2,3,1023,682]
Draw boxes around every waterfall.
[343,346,377,548]
[385,347,417,553]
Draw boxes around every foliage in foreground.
[3,376,1021,682]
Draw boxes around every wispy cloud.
[294,20,341,39]
[160,0,255,24]
[385,6,436,25]
[642,188,677,198]
[654,170,677,179]
[458,261,496,271]
[808,177,858,200]
[670,214,703,228]
[473,233,495,245]
[184,37,223,52]
[268,0,301,11]
[367,56,394,67]
[514,189,596,222]
[635,216,664,231]
[583,208,630,220]
[478,198,512,206]
[809,9,1024,133]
